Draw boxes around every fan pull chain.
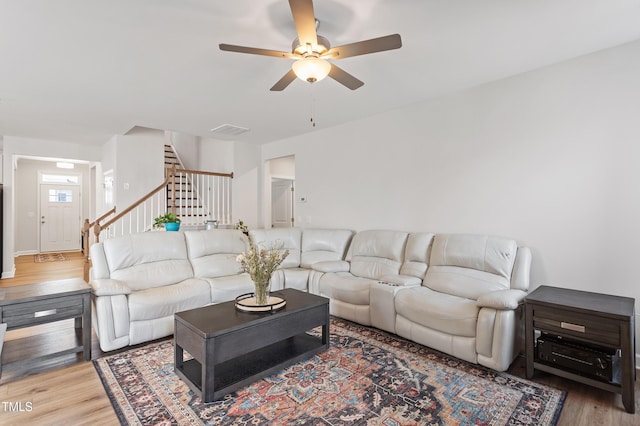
[309,89,316,127]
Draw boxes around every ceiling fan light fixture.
[292,57,331,83]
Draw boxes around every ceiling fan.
[219,0,402,91]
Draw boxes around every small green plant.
[235,220,249,233]
[153,212,181,229]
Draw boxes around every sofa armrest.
[379,274,422,287]
[90,279,132,297]
[311,260,350,273]
[511,247,531,291]
[476,289,527,310]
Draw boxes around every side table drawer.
[533,306,620,347]
[1,295,85,329]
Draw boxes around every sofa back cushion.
[249,228,302,268]
[300,229,354,268]
[185,230,248,278]
[399,232,435,279]
[103,231,193,291]
[346,230,408,280]
[425,234,517,300]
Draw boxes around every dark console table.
[0,278,92,379]
[174,288,329,403]
[525,285,636,413]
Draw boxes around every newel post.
[82,219,91,282]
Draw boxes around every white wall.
[233,141,261,229]
[268,155,295,179]
[199,138,234,173]
[115,129,165,208]
[263,40,640,354]
[168,131,200,170]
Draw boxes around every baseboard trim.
[1,267,16,279]
[15,250,38,256]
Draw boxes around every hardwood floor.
[1,251,88,286]
[0,253,638,424]
[1,252,119,424]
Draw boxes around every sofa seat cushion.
[128,278,210,321]
[395,287,479,337]
[319,272,377,305]
[204,273,255,303]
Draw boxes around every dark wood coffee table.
[174,288,329,403]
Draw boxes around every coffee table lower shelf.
[176,333,324,401]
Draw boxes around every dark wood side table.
[0,278,91,379]
[525,285,636,413]
[174,288,329,403]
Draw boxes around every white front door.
[271,179,294,228]
[40,184,81,252]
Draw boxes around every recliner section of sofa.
[90,231,212,351]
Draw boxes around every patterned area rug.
[34,252,69,262]
[94,319,565,425]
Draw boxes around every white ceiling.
[1,0,640,146]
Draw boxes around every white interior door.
[271,179,294,228]
[40,184,81,252]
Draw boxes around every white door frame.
[38,172,82,252]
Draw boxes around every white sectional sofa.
[89,227,531,372]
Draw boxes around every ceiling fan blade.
[270,69,298,91]
[289,0,318,47]
[219,43,296,59]
[328,64,364,90]
[324,34,402,60]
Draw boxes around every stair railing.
[164,145,216,225]
[83,166,233,281]
[82,206,116,281]
[167,166,234,226]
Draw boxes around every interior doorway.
[265,155,295,229]
[271,178,294,228]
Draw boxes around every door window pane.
[49,189,73,203]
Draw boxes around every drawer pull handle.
[34,309,57,318]
[561,321,585,333]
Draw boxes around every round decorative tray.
[235,293,287,313]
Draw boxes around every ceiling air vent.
[210,124,250,138]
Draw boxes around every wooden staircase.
[164,145,207,226]
[82,146,234,280]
